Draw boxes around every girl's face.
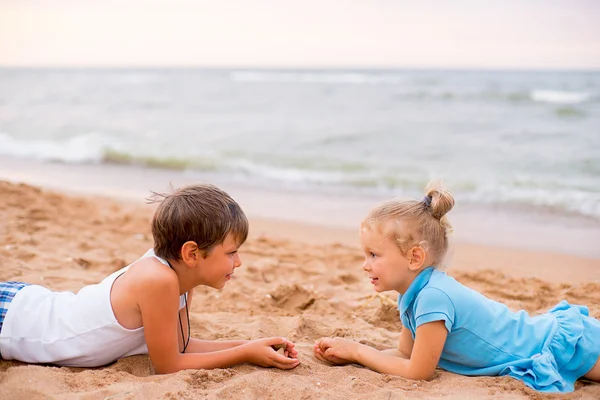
[360,227,415,294]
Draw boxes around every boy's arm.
[355,321,447,380]
[138,268,297,373]
[185,338,249,353]
[177,289,248,353]
[137,268,245,373]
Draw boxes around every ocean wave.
[230,72,597,106]
[396,89,595,105]
[0,133,107,163]
[0,134,224,171]
[462,185,600,221]
[230,71,406,85]
[554,106,587,118]
[193,159,600,219]
[2,134,598,219]
[230,71,599,107]
[530,90,592,104]
[229,159,366,183]
[225,164,600,219]
[351,177,600,220]
[103,149,218,171]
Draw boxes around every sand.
[1,180,599,399]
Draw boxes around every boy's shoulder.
[125,256,179,291]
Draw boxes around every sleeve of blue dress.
[413,287,455,332]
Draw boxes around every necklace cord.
[165,259,191,353]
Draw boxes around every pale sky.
[1,0,599,69]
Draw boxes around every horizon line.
[1,65,599,73]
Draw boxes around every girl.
[314,181,600,393]
[0,184,299,373]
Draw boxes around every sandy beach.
[0,175,599,400]
[2,1,599,397]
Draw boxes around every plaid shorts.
[0,281,30,335]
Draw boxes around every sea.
[0,68,599,220]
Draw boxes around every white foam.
[219,160,600,219]
[455,183,600,220]
[1,156,598,259]
[530,90,592,104]
[231,159,352,184]
[0,133,108,163]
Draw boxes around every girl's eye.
[369,252,377,258]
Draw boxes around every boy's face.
[197,233,242,289]
[360,227,412,294]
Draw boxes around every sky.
[0,0,599,69]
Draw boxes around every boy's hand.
[313,337,358,365]
[271,339,299,359]
[242,337,300,369]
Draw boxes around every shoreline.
[1,155,599,260]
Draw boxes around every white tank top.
[0,249,187,367]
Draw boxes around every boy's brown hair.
[150,184,248,260]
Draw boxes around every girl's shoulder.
[425,269,505,316]
[424,270,484,305]
[425,270,461,293]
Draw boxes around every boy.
[0,184,299,373]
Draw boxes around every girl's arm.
[397,324,415,358]
[177,289,248,353]
[316,321,447,380]
[380,325,414,359]
[355,321,446,379]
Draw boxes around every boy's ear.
[408,246,426,271]
[181,241,200,266]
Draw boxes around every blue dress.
[397,267,600,392]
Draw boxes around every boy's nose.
[234,254,242,268]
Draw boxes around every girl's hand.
[313,337,358,365]
[242,337,300,369]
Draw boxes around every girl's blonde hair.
[362,181,454,266]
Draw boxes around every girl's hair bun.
[424,181,455,220]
